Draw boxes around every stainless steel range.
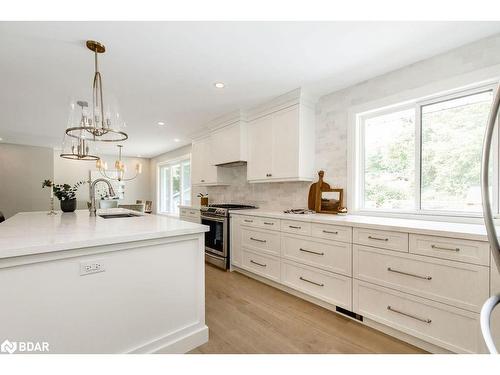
[201,204,256,270]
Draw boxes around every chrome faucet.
[88,172,116,217]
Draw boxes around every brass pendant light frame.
[61,101,101,161]
[65,40,128,143]
[60,139,101,161]
[96,145,142,182]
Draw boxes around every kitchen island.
[0,209,209,354]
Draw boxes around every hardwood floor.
[190,265,426,354]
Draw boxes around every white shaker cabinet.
[231,212,492,353]
[191,137,229,186]
[247,103,315,183]
[271,105,301,180]
[247,114,273,181]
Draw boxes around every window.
[158,157,191,215]
[356,84,496,217]
[363,108,415,210]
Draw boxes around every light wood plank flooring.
[190,265,426,354]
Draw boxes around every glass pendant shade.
[65,40,128,143]
[60,101,100,161]
[60,134,100,161]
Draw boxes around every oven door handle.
[201,215,227,223]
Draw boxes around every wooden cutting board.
[308,170,330,210]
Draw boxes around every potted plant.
[42,180,86,213]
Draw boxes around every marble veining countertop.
[230,209,493,242]
[0,208,209,259]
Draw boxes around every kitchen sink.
[98,213,142,219]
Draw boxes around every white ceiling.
[1,21,500,158]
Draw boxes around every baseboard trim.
[361,318,451,354]
[128,323,209,354]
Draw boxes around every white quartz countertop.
[0,208,209,259]
[230,209,493,242]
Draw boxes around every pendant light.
[60,101,100,161]
[96,145,142,182]
[65,40,128,143]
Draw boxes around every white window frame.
[350,81,499,222]
[156,154,191,215]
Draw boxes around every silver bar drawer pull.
[299,248,325,256]
[387,306,432,324]
[368,235,389,241]
[250,260,267,267]
[323,230,338,235]
[264,222,274,225]
[250,237,266,243]
[244,219,254,223]
[299,276,324,287]
[289,225,302,229]
[431,244,460,252]
[387,267,432,280]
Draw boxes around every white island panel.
[0,209,209,353]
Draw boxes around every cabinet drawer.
[353,280,484,353]
[353,245,489,312]
[409,234,489,266]
[281,220,311,236]
[311,223,352,243]
[180,208,200,217]
[241,227,280,256]
[282,234,352,276]
[241,249,280,282]
[353,227,408,252]
[239,216,280,231]
[281,260,352,309]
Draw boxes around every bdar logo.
[0,340,17,354]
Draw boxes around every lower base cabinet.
[353,280,484,354]
[241,249,281,283]
[281,260,352,310]
[232,214,491,353]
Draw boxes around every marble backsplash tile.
[196,165,312,210]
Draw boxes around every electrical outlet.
[79,260,105,276]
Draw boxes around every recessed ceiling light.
[0,137,3,141]
[174,138,180,142]
[214,82,225,89]
[157,121,165,126]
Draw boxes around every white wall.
[0,142,151,219]
[0,143,54,218]
[204,33,500,210]
[54,151,151,210]
[149,144,192,213]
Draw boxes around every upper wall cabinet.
[191,136,230,186]
[247,90,316,183]
[210,120,247,166]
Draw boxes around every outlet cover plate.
[79,260,105,276]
